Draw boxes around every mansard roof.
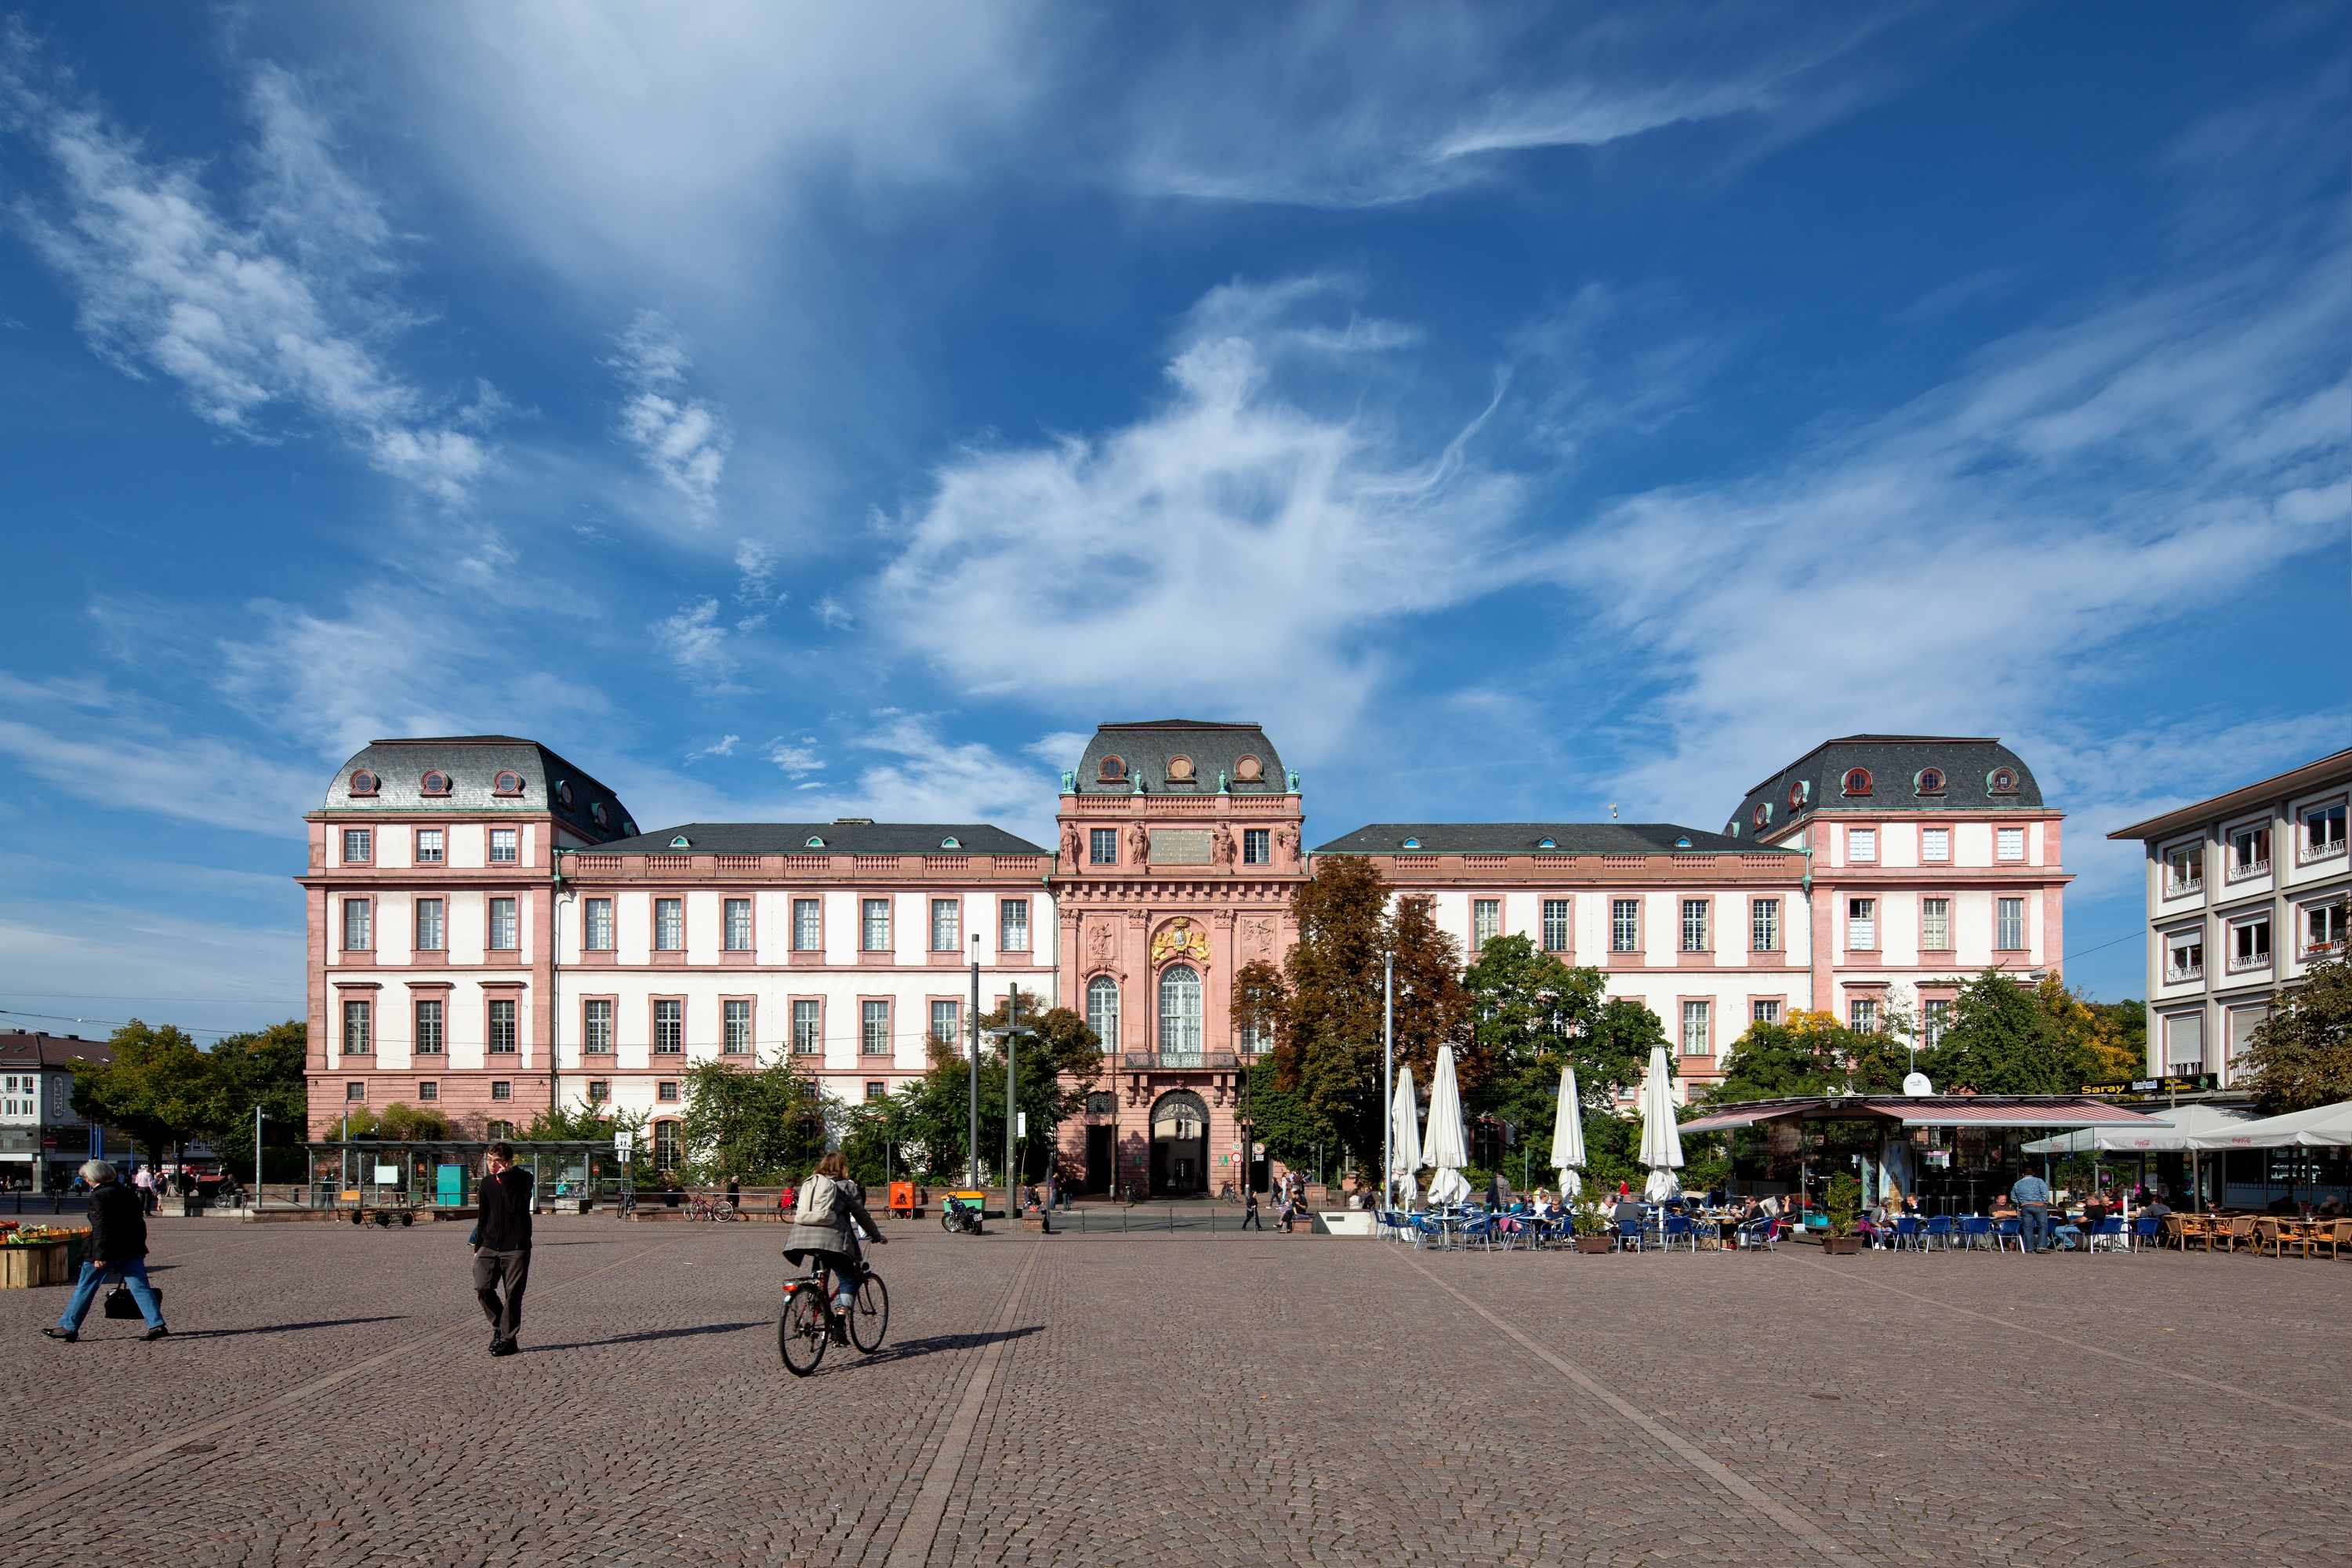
[321,736,637,844]
[594,822,1048,856]
[1315,822,1781,856]
[1727,735,2045,840]
[1070,720,1288,797]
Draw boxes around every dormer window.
[1753,803,1772,829]
[1536,837,1556,850]
[669,835,691,849]
[804,835,826,849]
[557,780,575,808]
[1987,768,2019,795]
[1098,755,1127,784]
[1842,768,1873,797]
[1234,755,1264,782]
[621,819,637,837]
[939,836,961,850]
[492,770,524,797]
[1788,780,1810,811]
[1674,835,1693,849]
[1728,822,1741,839]
[1401,837,1421,850]
[349,768,379,797]
[419,770,452,797]
[591,801,609,827]
[1915,768,1946,795]
[1165,756,1195,782]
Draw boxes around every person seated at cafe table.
[2318,1196,2344,1221]
[1991,1193,2021,1225]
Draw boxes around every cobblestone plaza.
[5,1219,2347,1566]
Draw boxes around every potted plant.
[1570,1203,1613,1254]
[1821,1172,1864,1254]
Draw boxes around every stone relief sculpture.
[1087,923,1117,969]
[1240,916,1275,958]
[1275,826,1298,862]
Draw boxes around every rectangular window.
[654,898,682,951]
[346,1080,366,1102]
[723,998,751,1053]
[651,1123,677,1165]
[1996,826,2024,862]
[585,898,614,950]
[1749,898,1780,953]
[1610,898,1639,953]
[931,898,960,952]
[1922,898,1951,952]
[488,827,518,864]
[1850,998,1881,1033]
[2165,926,2204,982]
[1920,827,1949,863]
[488,897,518,951]
[1472,899,1501,949]
[2304,800,2347,859]
[793,898,822,951]
[1751,999,1781,1025]
[414,999,443,1054]
[1680,898,1709,953]
[2165,843,2203,894]
[587,1080,609,1103]
[2165,1011,2205,1073]
[1997,897,2025,952]
[342,899,372,951]
[1541,898,1571,953]
[417,1080,437,1101]
[724,898,752,951]
[491,1079,512,1102]
[1924,999,1952,1048]
[862,1000,890,1055]
[2229,824,2271,879]
[2227,1007,2267,1076]
[341,828,372,864]
[1679,1000,1709,1056]
[862,898,891,952]
[1848,827,1876,862]
[1090,828,1118,866]
[1000,898,1030,952]
[865,1080,888,1101]
[931,1000,959,1044]
[1847,898,1875,951]
[1243,829,1271,866]
[488,998,517,1054]
[583,998,613,1053]
[2309,901,2347,956]
[413,898,445,951]
[415,828,445,866]
[342,998,372,1055]
[654,999,683,1054]
[2230,916,2270,971]
[792,1000,821,1054]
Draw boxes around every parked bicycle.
[687,1192,745,1221]
[776,1244,888,1375]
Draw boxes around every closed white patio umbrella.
[1424,1045,1472,1207]
[1388,1066,1423,1208]
[2185,1098,2352,1149]
[1552,1064,1585,1199]
[1638,1045,1684,1203]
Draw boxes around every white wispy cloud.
[764,737,825,778]
[812,595,855,631]
[1024,731,1091,771]
[610,309,731,514]
[686,733,741,762]
[734,537,785,602]
[653,597,743,688]
[0,27,495,503]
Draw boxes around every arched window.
[1987,768,2019,795]
[1788,780,1809,810]
[1098,755,1127,782]
[652,1121,681,1171]
[1536,837,1556,850]
[1158,964,1202,1055]
[1843,768,1873,796]
[1752,803,1772,829]
[492,771,524,796]
[349,768,379,796]
[804,835,825,849]
[668,834,691,849]
[419,770,452,797]
[1401,837,1421,849]
[1087,976,1120,1053]
[1915,768,1946,795]
[1674,835,1692,848]
[938,836,960,849]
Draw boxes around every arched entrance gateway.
[1149,1090,1210,1197]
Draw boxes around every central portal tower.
[1050,721,1305,1197]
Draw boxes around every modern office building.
[2108,747,2352,1084]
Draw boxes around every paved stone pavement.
[3,1218,2347,1566]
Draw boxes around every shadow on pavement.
[524,1319,764,1352]
[840,1324,1043,1369]
[175,1315,409,1340]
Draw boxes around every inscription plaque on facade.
[1149,828,1214,865]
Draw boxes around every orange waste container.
[887,1180,916,1215]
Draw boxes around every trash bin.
[180,1193,206,1218]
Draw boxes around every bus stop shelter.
[303,1139,621,1212]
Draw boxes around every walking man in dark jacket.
[44,1160,167,1341]
[471,1142,533,1356]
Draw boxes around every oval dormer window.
[591,801,609,827]
[1753,803,1773,829]
[1729,822,1741,839]
[1536,837,1556,850]
[493,770,524,796]
[1788,780,1809,811]
[1166,755,1195,782]
[1234,754,1264,782]
[349,768,379,797]
[419,770,452,797]
[804,835,825,849]
[939,836,961,850]
[668,835,691,849]
[1842,768,1873,797]
[1401,837,1421,850]
[1987,768,2019,795]
[1915,768,1946,795]
[557,780,575,808]
[621,819,637,837]
[1098,755,1127,783]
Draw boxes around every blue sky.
[1,4,2345,1033]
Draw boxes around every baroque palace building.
[302,724,2068,1194]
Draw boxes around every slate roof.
[1069,721,1288,797]
[1727,735,2045,840]
[590,822,1049,856]
[0,1031,114,1069]
[321,737,637,845]
[1314,822,1788,856]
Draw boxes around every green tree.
[2237,929,2352,1111]
[69,1020,233,1165]
[1922,969,2077,1094]
[1237,1054,1337,1171]
[2034,974,2140,1084]
[676,1054,828,1182]
[206,1020,308,1181]
[888,1002,1102,1186]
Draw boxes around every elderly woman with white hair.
[43,1160,168,1342]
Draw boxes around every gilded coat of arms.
[1149,917,1211,967]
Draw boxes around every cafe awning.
[1679,1094,2165,1137]
[2021,1104,2259,1153]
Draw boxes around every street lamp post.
[1381,952,1394,1211]
[968,935,982,1193]
[1004,982,1020,1214]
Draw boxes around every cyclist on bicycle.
[781,1152,884,1336]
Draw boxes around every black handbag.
[103,1282,159,1319]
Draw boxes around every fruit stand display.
[0,1223,89,1289]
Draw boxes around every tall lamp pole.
[1381,952,1394,1211]
[967,935,982,1192]
[1004,982,1020,1212]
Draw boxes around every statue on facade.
[1286,768,1301,792]
[1060,769,1075,793]
[1127,822,1149,863]
[1061,822,1083,869]
[1213,824,1237,867]
[1275,826,1298,862]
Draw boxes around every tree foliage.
[676,1054,828,1182]
[68,1021,232,1163]
[1920,969,2082,1094]
[2238,931,2352,1112]
[204,1021,309,1178]
[882,1004,1105,1185]
[2034,975,2141,1084]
